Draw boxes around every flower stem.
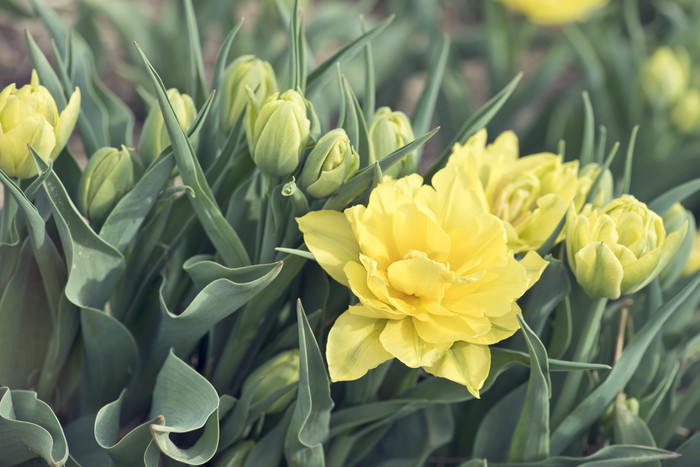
[551,296,608,428]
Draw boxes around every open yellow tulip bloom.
[297,168,547,398]
[566,195,687,299]
[496,0,608,25]
[0,70,80,179]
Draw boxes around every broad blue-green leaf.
[31,148,125,310]
[663,432,700,466]
[149,351,221,465]
[81,307,138,410]
[0,240,52,389]
[136,44,250,267]
[95,390,164,467]
[0,387,69,466]
[509,315,551,462]
[473,384,527,461]
[412,36,450,142]
[183,0,206,105]
[519,258,570,335]
[477,445,679,466]
[64,415,112,466]
[244,408,293,467]
[613,394,657,455]
[550,272,700,455]
[284,301,334,466]
[648,177,700,216]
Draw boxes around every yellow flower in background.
[368,107,417,177]
[0,70,80,179]
[641,47,690,107]
[671,88,700,133]
[496,0,608,25]
[566,195,687,299]
[297,168,546,397]
[683,231,700,277]
[447,129,607,253]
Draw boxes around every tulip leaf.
[638,363,679,423]
[95,390,164,467]
[25,29,67,108]
[30,147,125,310]
[323,127,439,211]
[149,351,221,465]
[655,365,700,448]
[613,394,657,450]
[306,15,394,95]
[509,315,551,462]
[244,408,294,467]
[0,240,53,390]
[344,74,372,168]
[64,414,113,466]
[664,431,700,467]
[183,0,206,105]
[473,384,527,461]
[360,17,375,120]
[519,257,570,335]
[424,72,522,182]
[618,125,639,197]
[579,91,595,167]
[0,387,69,466]
[284,301,334,466]
[136,43,251,268]
[548,297,573,358]
[80,307,138,411]
[648,177,700,216]
[550,272,700,455]
[476,445,679,466]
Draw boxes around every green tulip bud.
[221,55,278,133]
[246,90,311,178]
[298,128,358,198]
[641,47,690,107]
[215,441,254,467]
[368,106,416,177]
[77,145,138,225]
[241,349,299,414]
[566,195,687,299]
[0,70,80,179]
[138,88,197,167]
[660,202,696,284]
[671,88,700,133]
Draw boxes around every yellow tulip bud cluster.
[0,70,81,179]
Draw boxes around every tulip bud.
[683,230,700,277]
[658,203,697,284]
[246,90,311,178]
[641,47,690,106]
[298,128,358,198]
[221,55,278,133]
[241,349,299,414]
[215,441,254,467]
[566,195,687,299]
[0,70,80,179]
[77,145,138,225]
[368,107,416,177]
[138,88,197,167]
[671,89,700,133]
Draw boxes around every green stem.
[551,296,608,428]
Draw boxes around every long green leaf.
[648,177,700,215]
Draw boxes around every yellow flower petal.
[520,250,549,290]
[424,341,491,398]
[466,304,521,345]
[379,318,451,368]
[297,210,360,287]
[326,310,392,381]
[574,241,624,299]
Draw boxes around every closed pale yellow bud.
[246,90,311,178]
[241,349,299,414]
[683,230,700,277]
[566,195,687,299]
[660,203,696,284]
[77,145,138,225]
[671,88,700,133]
[298,128,358,198]
[642,47,690,106]
[496,0,608,24]
[0,70,80,179]
[138,88,197,167]
[221,55,278,133]
[368,107,416,177]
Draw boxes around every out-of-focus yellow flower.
[642,47,690,107]
[297,168,547,397]
[683,230,700,277]
[496,0,608,25]
[0,70,80,179]
[566,195,687,299]
[246,89,311,178]
[447,129,605,253]
[220,55,278,133]
[298,128,358,198]
[139,88,197,167]
[671,89,700,133]
[368,107,416,177]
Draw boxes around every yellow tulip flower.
[297,168,546,397]
[496,0,608,25]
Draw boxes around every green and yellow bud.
[246,89,311,178]
[0,70,80,179]
[298,128,358,198]
[241,349,299,414]
[215,441,254,467]
[138,88,197,167]
[660,203,696,284]
[641,47,690,107]
[671,88,700,133]
[77,145,138,225]
[496,0,608,24]
[221,55,278,133]
[368,107,416,177]
[683,230,700,277]
[566,195,687,299]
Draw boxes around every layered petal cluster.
[496,0,608,25]
[447,129,610,253]
[0,70,80,179]
[297,168,546,397]
[566,195,687,299]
